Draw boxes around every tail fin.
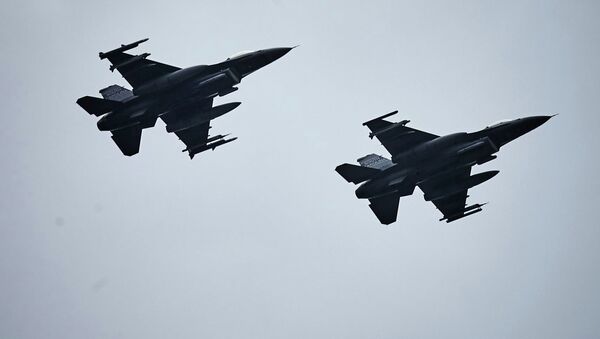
[357,154,394,170]
[100,85,133,102]
[76,96,122,116]
[335,163,380,184]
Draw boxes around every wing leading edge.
[99,39,180,88]
[363,111,438,156]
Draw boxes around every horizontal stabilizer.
[335,163,380,184]
[99,38,149,59]
[369,193,401,225]
[111,125,142,156]
[76,96,121,116]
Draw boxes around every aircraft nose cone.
[525,115,553,129]
[262,47,295,64]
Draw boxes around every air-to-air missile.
[441,203,488,222]
[99,38,149,59]
[183,134,238,159]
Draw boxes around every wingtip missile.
[444,208,483,222]
[184,135,237,159]
[210,137,237,150]
[99,38,149,60]
[463,202,487,213]
[439,202,488,222]
[208,133,230,143]
[181,134,229,153]
[362,110,399,126]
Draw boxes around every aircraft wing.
[368,192,401,225]
[363,111,438,156]
[429,192,469,222]
[103,52,180,88]
[160,98,212,158]
[99,39,180,88]
[417,166,485,222]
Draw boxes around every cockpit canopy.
[486,119,513,129]
[227,50,256,60]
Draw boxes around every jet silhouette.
[336,111,553,224]
[77,38,294,158]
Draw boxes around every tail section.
[336,154,392,184]
[369,192,401,225]
[100,85,133,102]
[111,125,142,156]
[76,96,122,116]
[357,154,394,170]
[335,163,380,184]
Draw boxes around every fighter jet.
[335,111,553,224]
[76,38,294,158]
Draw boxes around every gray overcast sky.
[1,1,599,338]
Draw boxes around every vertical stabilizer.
[357,154,394,170]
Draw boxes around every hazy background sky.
[1,1,599,338]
